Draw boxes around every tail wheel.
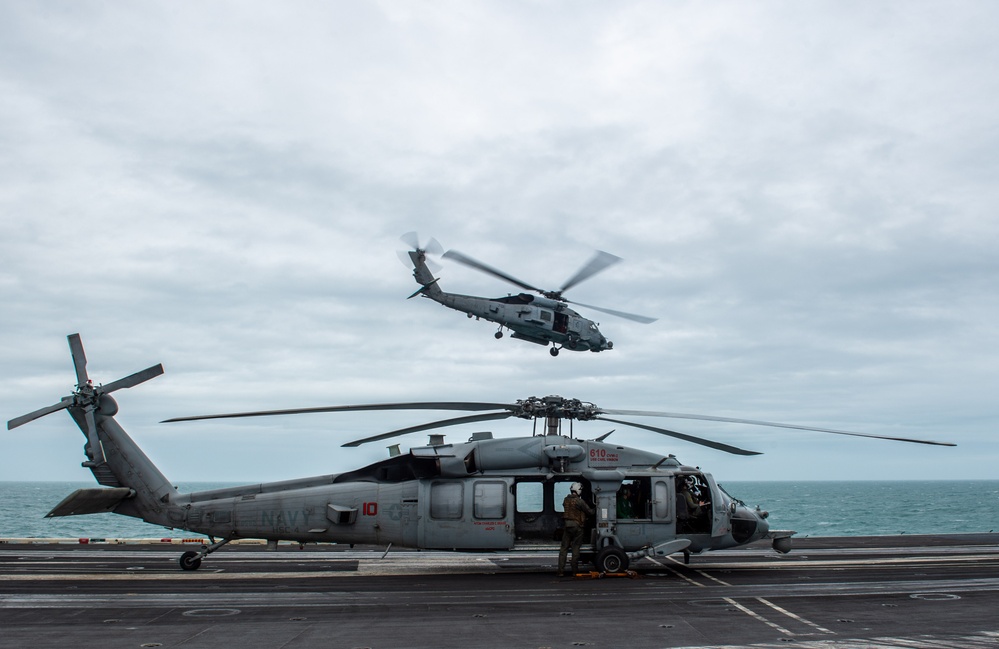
[595,547,628,573]
[179,551,203,571]
[549,346,560,357]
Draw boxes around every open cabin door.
[614,476,674,551]
[676,472,716,536]
[553,311,569,334]
[513,478,591,545]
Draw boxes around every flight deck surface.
[2,534,998,649]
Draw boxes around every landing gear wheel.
[594,547,629,573]
[177,537,231,571]
[495,330,504,339]
[549,346,560,357]
[179,550,202,571]
[567,338,578,350]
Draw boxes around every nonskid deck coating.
[1,534,998,649]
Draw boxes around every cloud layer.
[3,1,996,483]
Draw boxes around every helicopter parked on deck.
[400,233,657,356]
[8,335,955,573]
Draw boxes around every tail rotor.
[400,231,444,257]
[398,232,443,272]
[7,334,164,466]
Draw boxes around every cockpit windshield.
[717,482,744,506]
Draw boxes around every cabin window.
[430,481,463,520]
[553,481,573,512]
[540,310,552,322]
[473,481,506,519]
[515,481,543,513]
[653,480,671,520]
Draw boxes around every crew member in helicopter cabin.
[678,479,702,517]
[676,477,707,533]
[616,483,636,519]
[558,482,595,576]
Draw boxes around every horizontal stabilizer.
[45,487,134,518]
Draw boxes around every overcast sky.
[3,1,997,486]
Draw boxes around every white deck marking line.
[662,555,733,586]
[723,597,794,636]
[693,569,732,586]
[645,557,707,587]
[755,597,835,635]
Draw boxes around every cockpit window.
[717,483,743,505]
[588,323,598,331]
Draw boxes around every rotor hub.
[514,395,601,421]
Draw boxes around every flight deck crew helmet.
[570,482,583,495]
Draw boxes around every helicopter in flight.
[9,335,954,573]
[401,233,657,356]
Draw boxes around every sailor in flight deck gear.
[558,482,595,576]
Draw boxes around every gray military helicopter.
[9,335,954,573]
[401,233,657,356]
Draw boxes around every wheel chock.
[575,570,640,579]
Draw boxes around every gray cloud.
[3,1,996,484]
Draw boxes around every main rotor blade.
[343,412,515,447]
[102,364,164,393]
[568,299,658,324]
[596,416,762,456]
[560,250,621,293]
[68,333,89,386]
[598,409,956,447]
[162,401,518,423]
[7,397,73,430]
[443,250,542,294]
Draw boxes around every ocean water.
[1,480,997,540]
[723,480,999,537]
[0,482,238,540]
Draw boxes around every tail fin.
[400,232,444,300]
[8,334,177,525]
[408,248,444,299]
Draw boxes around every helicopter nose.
[755,507,770,539]
[731,504,769,544]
